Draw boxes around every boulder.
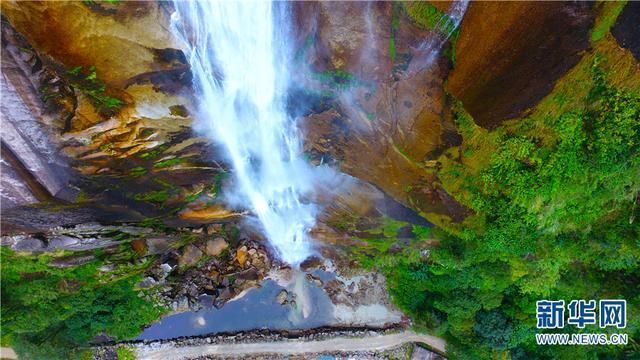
[412,345,444,360]
[48,235,80,249]
[387,243,403,254]
[49,253,95,268]
[300,256,323,271]
[178,245,203,267]
[131,239,147,256]
[205,237,228,257]
[217,287,235,303]
[236,268,260,281]
[137,276,158,289]
[11,236,44,252]
[276,290,288,305]
[146,236,173,255]
[235,246,248,267]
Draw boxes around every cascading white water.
[408,0,469,74]
[171,1,318,265]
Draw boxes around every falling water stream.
[139,0,468,340]
[408,0,469,74]
[171,1,318,266]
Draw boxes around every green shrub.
[67,65,123,116]
[1,248,164,359]
[369,57,640,359]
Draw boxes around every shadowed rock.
[447,2,593,129]
[612,2,640,61]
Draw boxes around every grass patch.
[153,157,184,168]
[389,2,401,62]
[403,2,457,35]
[140,217,168,232]
[116,346,136,360]
[139,145,168,160]
[133,190,169,205]
[67,65,123,116]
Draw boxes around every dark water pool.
[137,277,336,341]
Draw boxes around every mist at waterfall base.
[171,1,344,266]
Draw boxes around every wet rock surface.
[1,22,75,207]
[1,213,281,317]
[0,1,180,89]
[0,7,231,230]
[1,222,152,252]
[157,233,274,313]
[292,1,472,224]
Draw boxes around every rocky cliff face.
[2,2,639,358]
[0,0,633,230]
[294,2,468,223]
[1,1,232,228]
[446,1,593,129]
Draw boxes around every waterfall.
[171,1,318,265]
[408,0,469,74]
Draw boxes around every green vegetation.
[402,2,460,63]
[153,157,185,168]
[140,217,168,232]
[139,145,168,160]
[75,191,90,203]
[210,171,229,198]
[133,190,169,205]
[312,69,359,91]
[372,53,639,359]
[1,247,165,359]
[39,84,64,104]
[83,0,120,6]
[389,2,401,62]
[403,2,457,36]
[67,65,123,116]
[591,1,627,42]
[129,166,147,178]
[344,216,432,270]
[116,346,136,360]
[441,29,459,64]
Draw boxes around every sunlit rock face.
[0,2,226,223]
[447,1,593,129]
[2,0,597,229]
[1,1,180,88]
[293,1,469,223]
[1,23,73,207]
